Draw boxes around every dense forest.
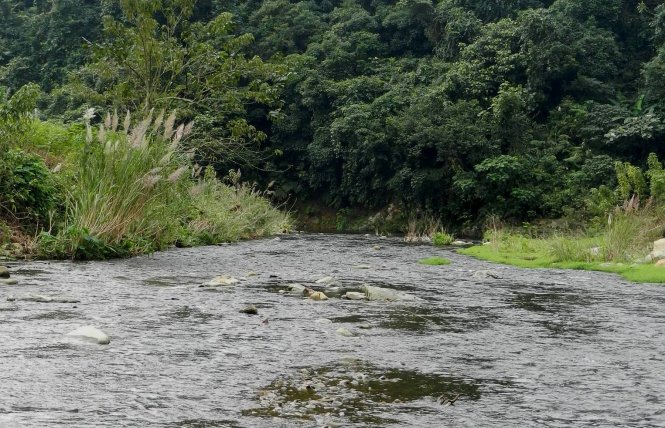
[3,0,665,246]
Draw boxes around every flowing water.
[1,234,664,427]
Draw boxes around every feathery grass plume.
[163,111,177,139]
[39,109,290,259]
[111,110,119,132]
[123,110,131,133]
[153,109,165,133]
[98,123,106,144]
[104,112,111,129]
[167,166,188,182]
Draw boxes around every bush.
[432,231,454,246]
[0,149,60,224]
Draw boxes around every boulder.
[656,259,665,267]
[650,238,665,261]
[361,285,418,302]
[0,266,9,278]
[67,326,110,345]
[308,291,329,301]
[287,283,307,295]
[342,292,367,301]
[204,275,239,286]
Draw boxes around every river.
[1,234,664,427]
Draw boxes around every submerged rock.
[0,265,9,278]
[336,327,355,337]
[204,275,239,286]
[67,325,110,345]
[472,270,502,280]
[0,278,18,285]
[315,276,336,284]
[342,292,367,301]
[361,285,418,302]
[353,264,372,269]
[7,294,80,303]
[240,305,259,315]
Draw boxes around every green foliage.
[0,149,59,224]
[432,231,454,246]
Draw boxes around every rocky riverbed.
[1,234,664,427]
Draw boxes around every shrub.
[432,231,454,246]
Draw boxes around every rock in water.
[0,278,18,285]
[315,276,336,284]
[308,291,329,301]
[204,275,239,286]
[287,283,307,295]
[353,264,372,269]
[336,327,355,337]
[240,305,258,315]
[0,266,9,278]
[472,270,502,280]
[342,292,367,300]
[67,326,110,345]
[361,285,418,302]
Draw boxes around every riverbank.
[1,113,290,261]
[459,232,665,284]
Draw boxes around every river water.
[1,234,664,427]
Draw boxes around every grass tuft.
[418,256,451,266]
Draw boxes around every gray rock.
[287,283,306,295]
[336,327,355,337]
[204,275,239,286]
[240,305,258,315]
[361,285,418,302]
[67,326,110,345]
[342,291,367,300]
[7,294,80,303]
[472,270,502,280]
[353,264,372,269]
[0,265,9,278]
[315,276,336,284]
[0,278,18,285]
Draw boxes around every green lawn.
[459,244,665,284]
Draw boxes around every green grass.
[418,256,451,266]
[459,242,665,284]
[432,231,454,246]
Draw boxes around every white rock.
[361,285,418,302]
[308,291,328,301]
[0,278,18,285]
[287,283,306,294]
[315,276,336,284]
[204,275,239,286]
[342,292,367,300]
[336,327,355,337]
[67,326,110,345]
[650,238,665,260]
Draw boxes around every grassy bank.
[1,109,290,260]
[459,212,665,284]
